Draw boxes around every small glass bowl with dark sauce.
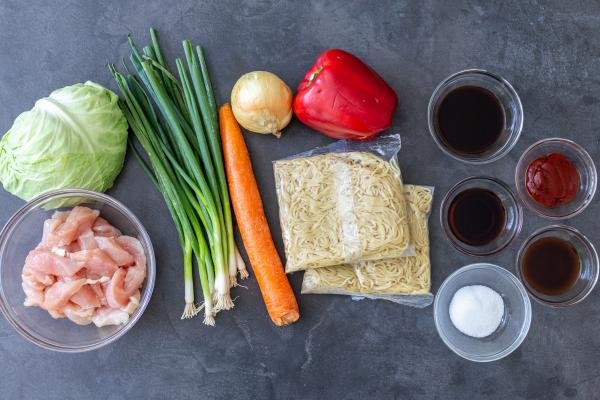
[441,177,523,256]
[517,225,598,307]
[428,69,523,164]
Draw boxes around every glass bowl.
[515,138,597,220]
[0,189,156,352]
[440,177,523,256]
[427,69,523,164]
[434,263,532,362]
[516,225,598,307]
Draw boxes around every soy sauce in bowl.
[436,86,505,155]
[448,188,506,246]
[427,69,523,164]
[440,177,522,256]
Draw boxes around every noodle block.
[274,151,411,272]
[301,185,433,298]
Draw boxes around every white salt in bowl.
[434,263,531,362]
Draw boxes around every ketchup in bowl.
[525,153,579,208]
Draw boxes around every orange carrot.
[219,103,300,326]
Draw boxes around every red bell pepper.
[293,49,398,141]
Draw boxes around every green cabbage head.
[0,81,128,201]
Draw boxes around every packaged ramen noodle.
[301,184,434,308]
[273,135,412,273]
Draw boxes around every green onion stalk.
[110,29,245,324]
[115,70,210,322]
[183,42,248,285]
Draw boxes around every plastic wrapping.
[301,185,434,308]
[273,135,412,273]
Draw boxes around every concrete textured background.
[1,1,600,399]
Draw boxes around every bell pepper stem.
[306,66,323,87]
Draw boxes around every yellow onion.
[230,71,293,137]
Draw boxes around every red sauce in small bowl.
[525,153,579,208]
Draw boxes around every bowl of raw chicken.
[0,189,155,352]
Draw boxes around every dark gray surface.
[1,1,599,399]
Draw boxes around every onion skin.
[231,71,293,137]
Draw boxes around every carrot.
[219,103,300,326]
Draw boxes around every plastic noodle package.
[301,185,434,308]
[273,135,412,273]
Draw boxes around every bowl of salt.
[434,263,532,362]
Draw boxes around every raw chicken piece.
[25,249,84,277]
[40,213,68,248]
[125,263,146,296]
[95,236,134,266]
[70,249,118,279]
[22,207,147,327]
[52,211,70,220]
[22,264,55,287]
[92,307,130,327]
[90,283,107,306]
[22,269,54,307]
[42,279,86,310]
[22,272,46,291]
[121,290,141,314]
[50,247,67,257]
[116,236,146,265]
[65,270,87,281]
[54,206,99,246]
[77,228,98,250]
[84,276,109,285]
[65,243,81,253]
[92,217,121,238]
[63,303,94,325]
[104,268,129,308]
[48,308,65,319]
[116,236,147,294]
[70,284,101,309]
[22,280,44,307]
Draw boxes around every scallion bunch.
[110,28,247,325]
